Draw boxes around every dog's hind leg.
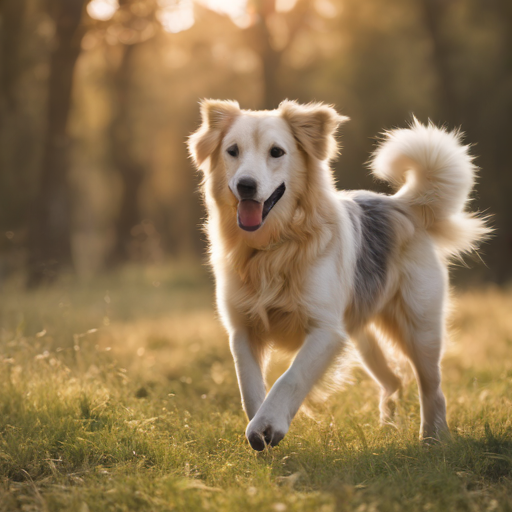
[406,332,449,441]
[378,257,450,441]
[379,309,449,440]
[354,326,401,424]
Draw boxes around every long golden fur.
[189,99,489,451]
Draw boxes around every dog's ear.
[279,100,349,161]
[188,99,240,169]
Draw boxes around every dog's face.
[189,100,347,244]
[221,114,296,232]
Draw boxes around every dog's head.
[188,99,348,245]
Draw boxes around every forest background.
[1,0,511,287]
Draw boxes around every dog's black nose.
[237,177,257,199]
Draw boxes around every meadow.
[0,264,511,512]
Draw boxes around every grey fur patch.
[348,193,395,324]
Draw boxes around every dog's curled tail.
[371,118,491,258]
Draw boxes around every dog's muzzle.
[237,183,286,232]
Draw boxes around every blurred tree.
[420,0,458,123]
[26,0,88,286]
[106,0,160,265]
[108,43,146,265]
[0,0,26,110]
[419,0,512,281]
[470,0,512,281]
[0,0,28,272]
[245,0,312,109]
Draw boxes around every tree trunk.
[26,0,86,287]
[420,0,458,124]
[0,0,26,110]
[249,0,283,109]
[0,0,29,231]
[421,0,512,282]
[247,0,310,110]
[107,43,146,265]
[423,0,460,124]
[259,0,281,109]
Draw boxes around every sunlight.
[87,0,119,21]
[158,0,248,34]
[276,0,297,13]
[199,0,247,18]
[158,0,195,34]
[314,0,337,18]
[198,0,250,28]
[88,0,250,29]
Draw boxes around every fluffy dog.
[188,99,489,451]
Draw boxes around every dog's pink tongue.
[238,200,263,227]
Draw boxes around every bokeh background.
[0,0,511,286]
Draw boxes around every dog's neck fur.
[206,159,338,335]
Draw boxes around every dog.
[188,99,489,451]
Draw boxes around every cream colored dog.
[188,99,488,451]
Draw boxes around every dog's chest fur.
[229,228,333,351]
[231,251,309,350]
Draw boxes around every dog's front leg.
[245,326,346,451]
[230,330,266,420]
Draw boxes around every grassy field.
[0,264,511,512]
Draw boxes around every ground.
[0,263,511,512]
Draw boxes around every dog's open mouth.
[237,183,286,232]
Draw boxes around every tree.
[245,0,312,109]
[0,0,26,110]
[105,0,160,265]
[420,0,512,281]
[26,0,88,286]
[420,0,458,124]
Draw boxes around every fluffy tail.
[371,119,491,258]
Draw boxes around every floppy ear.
[188,99,240,169]
[279,100,349,161]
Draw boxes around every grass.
[0,263,511,511]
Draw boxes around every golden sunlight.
[158,0,195,33]
[200,0,247,18]
[88,0,249,33]
[276,0,297,13]
[158,0,248,34]
[87,0,119,21]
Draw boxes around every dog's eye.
[227,144,239,157]
[270,146,285,158]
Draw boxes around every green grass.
[0,264,511,511]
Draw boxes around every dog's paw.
[246,417,288,451]
[379,394,397,424]
[379,386,401,424]
[421,422,451,444]
[247,428,285,451]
